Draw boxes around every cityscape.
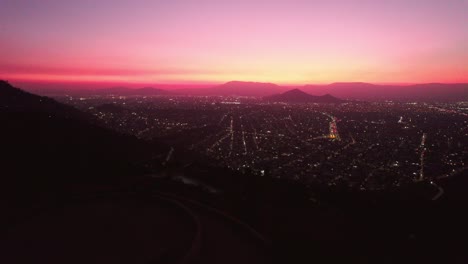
[62,94,467,194]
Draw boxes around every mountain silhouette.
[0,80,94,120]
[301,82,468,101]
[265,88,344,103]
[176,81,282,96]
[1,80,166,221]
[16,80,468,101]
[1,80,274,264]
[171,81,468,100]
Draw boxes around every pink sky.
[1,0,467,87]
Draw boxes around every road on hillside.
[1,192,271,264]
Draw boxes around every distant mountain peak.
[265,89,343,103]
[186,80,282,96]
[283,88,307,94]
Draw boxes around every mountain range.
[176,81,282,96]
[300,82,468,101]
[13,80,468,101]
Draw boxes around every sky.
[1,0,467,87]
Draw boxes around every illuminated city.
[61,95,467,194]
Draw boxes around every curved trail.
[155,192,271,264]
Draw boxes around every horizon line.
[5,78,468,90]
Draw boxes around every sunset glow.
[1,0,467,86]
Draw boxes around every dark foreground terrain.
[1,80,468,264]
